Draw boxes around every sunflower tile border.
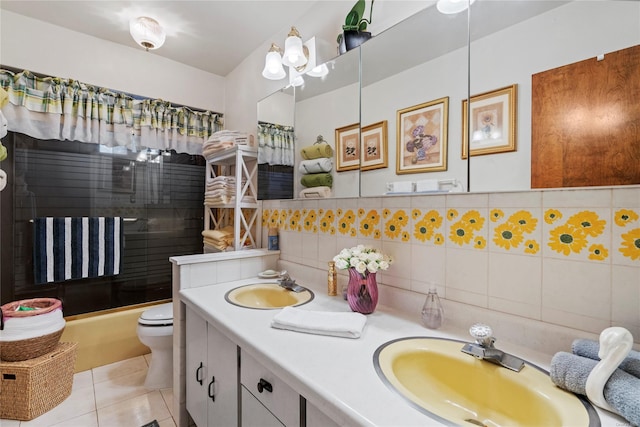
[382,208,411,242]
[264,193,639,267]
[358,208,382,240]
[542,208,611,262]
[446,208,488,249]
[411,208,445,247]
[318,208,337,235]
[489,208,542,255]
[612,208,640,266]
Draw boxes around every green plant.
[342,0,375,32]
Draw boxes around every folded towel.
[271,306,367,339]
[299,186,332,199]
[573,339,640,378]
[300,142,334,160]
[550,352,640,425]
[300,173,333,188]
[299,158,333,174]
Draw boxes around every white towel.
[299,186,332,199]
[298,158,333,174]
[271,306,367,339]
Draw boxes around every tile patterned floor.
[1,354,175,427]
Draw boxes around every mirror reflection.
[257,86,295,200]
[257,1,639,200]
[360,5,470,197]
[294,47,360,198]
[469,1,639,192]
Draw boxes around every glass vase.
[347,268,378,314]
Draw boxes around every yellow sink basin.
[374,337,599,427]
[224,283,314,309]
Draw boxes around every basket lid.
[139,303,173,325]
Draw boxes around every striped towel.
[33,217,123,284]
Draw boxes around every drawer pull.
[208,376,216,402]
[196,362,203,386]
[257,378,273,393]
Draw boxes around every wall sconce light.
[262,28,328,85]
[130,16,166,51]
[262,43,287,80]
[282,27,308,68]
[436,0,476,14]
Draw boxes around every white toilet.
[137,302,173,390]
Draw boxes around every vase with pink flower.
[333,245,392,314]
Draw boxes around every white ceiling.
[0,1,321,76]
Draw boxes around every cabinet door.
[206,323,239,427]
[240,349,299,426]
[241,386,285,427]
[185,307,208,427]
[305,400,340,427]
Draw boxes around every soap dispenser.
[327,261,337,296]
[421,286,444,329]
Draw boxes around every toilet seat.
[139,302,173,327]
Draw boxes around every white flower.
[333,257,349,270]
[332,245,393,273]
[354,261,368,274]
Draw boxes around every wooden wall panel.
[531,44,640,188]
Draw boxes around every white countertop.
[180,278,622,427]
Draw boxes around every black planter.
[344,30,372,51]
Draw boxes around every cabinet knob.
[257,378,273,393]
[196,362,203,386]
[208,376,216,402]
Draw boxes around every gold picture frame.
[396,97,449,174]
[360,120,388,171]
[335,123,360,172]
[462,84,517,158]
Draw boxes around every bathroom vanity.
[178,272,624,427]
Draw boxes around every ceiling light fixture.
[436,0,476,14]
[130,16,166,51]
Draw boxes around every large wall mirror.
[257,47,360,199]
[360,5,470,197]
[257,0,640,200]
[468,0,639,192]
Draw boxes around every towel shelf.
[204,146,260,252]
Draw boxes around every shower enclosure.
[0,132,205,316]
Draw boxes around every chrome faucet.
[461,323,525,372]
[277,271,305,293]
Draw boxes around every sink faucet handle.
[469,323,495,347]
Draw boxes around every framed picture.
[462,84,517,158]
[335,123,360,172]
[360,120,388,171]
[396,97,449,174]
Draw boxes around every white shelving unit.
[204,145,260,251]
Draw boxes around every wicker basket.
[1,327,65,362]
[1,298,62,318]
[0,342,77,421]
[1,298,64,362]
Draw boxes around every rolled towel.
[271,306,366,339]
[299,186,332,199]
[550,352,640,425]
[573,338,640,378]
[300,142,334,160]
[300,173,333,188]
[298,158,333,174]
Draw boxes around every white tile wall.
[262,186,640,345]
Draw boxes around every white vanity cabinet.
[240,349,300,426]
[185,306,238,427]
